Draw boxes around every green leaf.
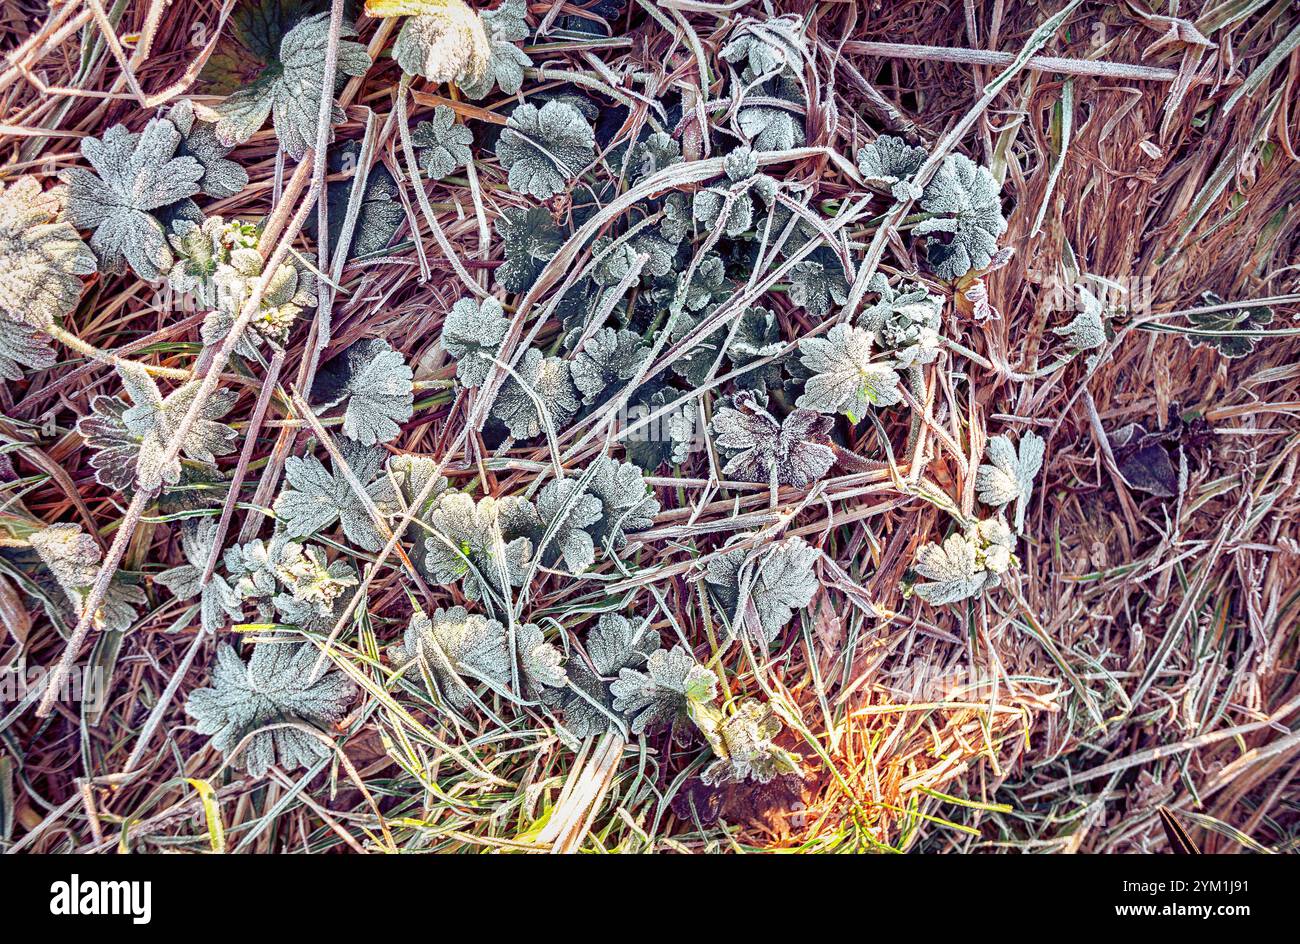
[273,442,397,551]
[796,324,902,418]
[916,153,1007,280]
[411,105,474,180]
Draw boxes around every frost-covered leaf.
[546,613,657,737]
[167,215,255,309]
[788,258,848,316]
[0,177,97,330]
[856,135,927,202]
[165,100,249,199]
[60,119,203,280]
[1108,421,1181,498]
[29,522,145,634]
[311,338,413,445]
[305,143,404,260]
[214,13,371,159]
[392,604,509,711]
[570,327,649,405]
[797,324,902,421]
[858,275,944,368]
[713,393,834,488]
[738,105,804,152]
[185,641,356,777]
[495,206,563,293]
[84,364,238,492]
[496,100,595,200]
[504,478,602,574]
[411,105,474,180]
[387,454,450,521]
[585,455,659,551]
[455,0,532,98]
[705,537,819,644]
[490,347,580,439]
[610,644,715,735]
[720,15,806,77]
[422,493,532,600]
[1187,291,1274,359]
[625,386,698,472]
[440,295,510,388]
[629,131,682,181]
[513,621,567,700]
[1051,284,1108,351]
[911,518,1015,606]
[693,150,771,238]
[154,517,244,634]
[224,532,300,620]
[204,247,317,353]
[725,305,784,390]
[0,317,55,383]
[976,432,1045,532]
[380,0,490,83]
[916,153,1007,280]
[274,541,358,615]
[273,442,397,551]
[697,699,800,786]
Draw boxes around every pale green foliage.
[411,105,474,181]
[916,153,1007,279]
[610,644,715,735]
[713,392,834,488]
[496,100,595,200]
[154,517,243,634]
[976,432,1045,532]
[697,699,800,786]
[1051,285,1108,351]
[214,13,371,159]
[224,533,299,620]
[857,135,927,202]
[440,295,509,388]
[912,517,1016,606]
[457,0,532,99]
[392,3,488,83]
[167,215,246,308]
[185,642,356,777]
[584,455,659,551]
[0,176,96,331]
[490,347,580,439]
[706,536,819,644]
[29,522,145,634]
[274,542,358,620]
[797,324,902,420]
[311,338,413,446]
[204,247,317,353]
[60,119,203,280]
[273,443,397,552]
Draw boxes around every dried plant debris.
[10,0,1292,857]
[185,641,356,776]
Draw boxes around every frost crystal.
[411,105,474,181]
[797,323,902,421]
[60,119,204,280]
[916,153,1007,280]
[976,432,1045,532]
[29,522,145,634]
[154,517,243,634]
[0,318,54,382]
[856,135,927,202]
[1051,285,1108,351]
[713,393,834,488]
[705,537,819,644]
[311,338,414,446]
[496,100,596,201]
[0,177,97,330]
[911,517,1016,606]
[440,295,510,388]
[273,442,397,552]
[214,13,371,159]
[185,642,356,777]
